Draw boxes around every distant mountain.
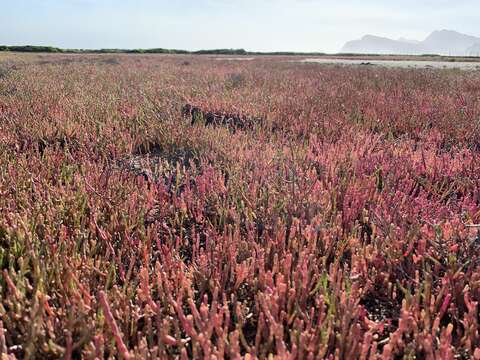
[397,37,421,45]
[423,30,480,55]
[466,43,480,56]
[341,35,427,55]
[341,30,480,56]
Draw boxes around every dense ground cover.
[1,54,480,359]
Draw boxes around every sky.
[1,0,479,53]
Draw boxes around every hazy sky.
[1,0,478,53]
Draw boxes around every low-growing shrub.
[1,54,480,359]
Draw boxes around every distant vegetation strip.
[0,45,328,56]
[3,45,480,60]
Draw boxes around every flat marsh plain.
[1,53,480,359]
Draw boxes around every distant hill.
[341,30,480,56]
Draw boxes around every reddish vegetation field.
[1,53,480,359]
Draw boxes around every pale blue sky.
[1,0,478,53]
